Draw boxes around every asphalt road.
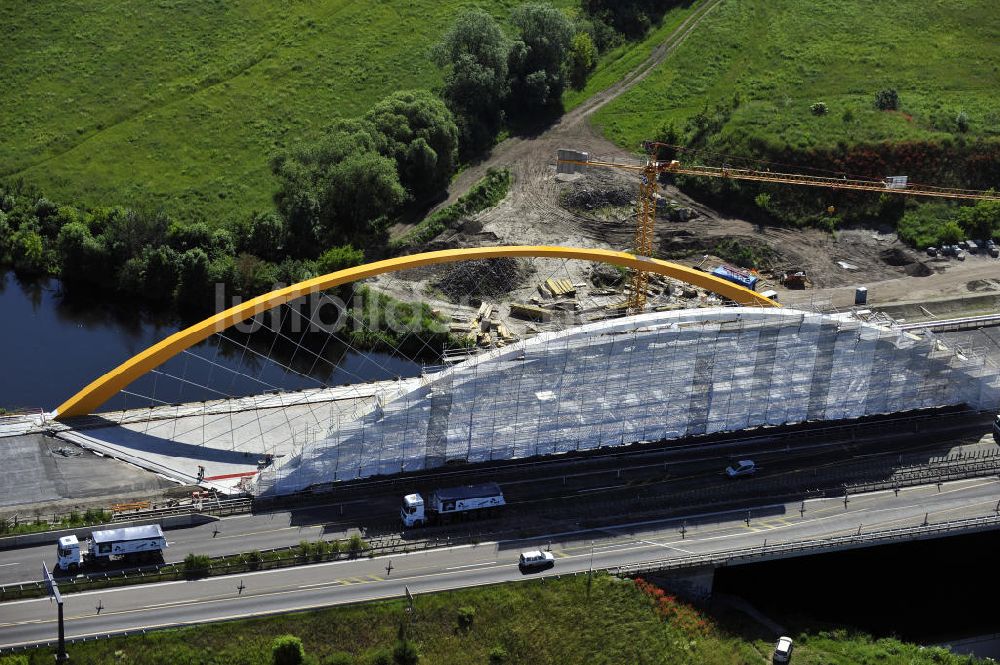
[2,476,999,651]
[0,418,993,587]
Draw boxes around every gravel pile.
[433,258,529,303]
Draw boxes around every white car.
[772,636,793,663]
[518,550,555,571]
[725,459,757,478]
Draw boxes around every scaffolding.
[260,307,1000,495]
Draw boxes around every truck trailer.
[401,483,505,527]
[56,524,167,573]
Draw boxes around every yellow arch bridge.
[55,246,777,419]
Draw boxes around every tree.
[12,227,48,275]
[57,222,108,287]
[954,198,1000,241]
[364,90,458,198]
[0,211,12,264]
[508,3,574,119]
[319,151,405,245]
[176,247,212,311]
[141,245,180,303]
[434,9,510,157]
[874,88,899,111]
[240,211,287,261]
[272,634,306,665]
[568,31,597,89]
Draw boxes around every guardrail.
[898,313,1000,333]
[612,513,1000,577]
[0,531,465,602]
[110,497,252,522]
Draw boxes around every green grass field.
[0,575,985,664]
[0,0,573,225]
[594,0,1000,156]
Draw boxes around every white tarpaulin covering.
[259,307,1000,495]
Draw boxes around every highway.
[0,415,994,587]
[2,476,999,651]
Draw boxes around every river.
[0,272,421,413]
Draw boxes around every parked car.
[926,247,938,257]
[518,550,555,572]
[956,249,967,261]
[957,240,969,251]
[989,245,999,258]
[725,460,757,478]
[966,240,978,254]
[940,244,955,256]
[773,636,794,663]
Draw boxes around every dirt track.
[398,0,1000,313]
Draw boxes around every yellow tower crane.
[558,142,1000,313]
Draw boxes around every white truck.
[401,483,505,528]
[56,524,167,573]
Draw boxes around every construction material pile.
[433,258,529,303]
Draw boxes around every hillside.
[0,0,571,225]
[595,0,1000,153]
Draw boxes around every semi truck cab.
[56,535,83,572]
[401,493,426,527]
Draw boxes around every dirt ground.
[385,0,1000,325]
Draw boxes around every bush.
[183,553,212,579]
[488,646,508,665]
[272,634,306,665]
[317,245,365,275]
[348,533,367,556]
[245,550,263,571]
[956,110,970,133]
[874,88,899,111]
[313,539,331,562]
[810,102,828,116]
[323,652,355,665]
[392,639,419,665]
[456,606,476,630]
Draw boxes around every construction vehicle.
[401,483,505,527]
[56,524,167,572]
[556,145,1000,313]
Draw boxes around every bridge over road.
[2,475,999,653]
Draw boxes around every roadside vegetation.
[594,0,1000,246]
[0,509,109,537]
[1,575,987,664]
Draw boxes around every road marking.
[0,562,20,567]
[445,561,497,570]
[297,581,341,589]
[369,575,384,582]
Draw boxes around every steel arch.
[54,246,779,418]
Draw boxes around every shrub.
[392,639,419,665]
[956,110,970,133]
[348,533,367,556]
[183,553,212,579]
[313,539,331,562]
[323,652,355,665]
[874,88,899,111]
[272,634,306,665]
[842,108,854,123]
[456,606,476,630]
[488,646,508,665]
[810,102,828,116]
[298,540,312,561]
[245,550,263,571]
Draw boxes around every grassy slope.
[561,2,701,113]
[593,0,1000,154]
[0,0,571,225]
[0,575,984,664]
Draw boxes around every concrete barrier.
[0,513,218,550]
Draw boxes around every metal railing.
[612,514,1000,577]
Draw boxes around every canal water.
[0,272,421,412]
[713,530,1000,658]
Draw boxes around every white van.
[518,550,555,571]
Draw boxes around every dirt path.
[419,0,725,216]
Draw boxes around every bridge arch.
[55,245,777,418]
